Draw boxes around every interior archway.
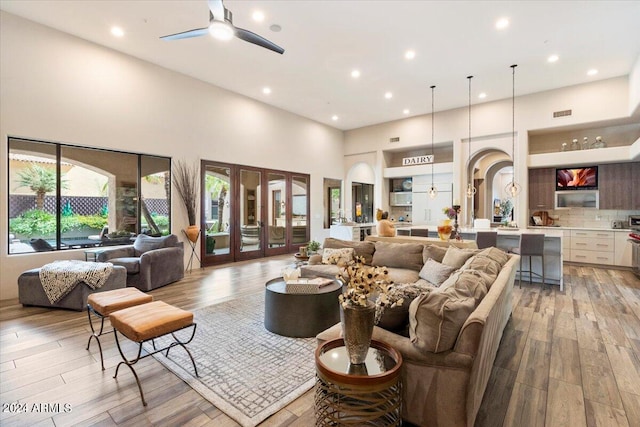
[465,148,512,224]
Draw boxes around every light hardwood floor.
[1,256,639,426]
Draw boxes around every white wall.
[630,54,640,116]
[0,12,344,300]
[344,76,632,228]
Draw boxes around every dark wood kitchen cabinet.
[599,162,639,210]
[528,168,555,210]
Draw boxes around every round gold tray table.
[314,338,402,426]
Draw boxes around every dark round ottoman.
[264,277,341,338]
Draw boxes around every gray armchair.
[96,234,184,291]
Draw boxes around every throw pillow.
[371,242,424,271]
[422,244,448,263]
[133,234,165,256]
[442,246,477,269]
[322,247,355,265]
[323,238,376,265]
[409,286,477,353]
[376,283,431,334]
[419,258,456,287]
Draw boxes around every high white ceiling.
[1,0,639,130]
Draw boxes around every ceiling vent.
[389,137,400,143]
[553,109,572,118]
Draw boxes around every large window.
[8,137,171,254]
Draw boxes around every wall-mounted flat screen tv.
[556,166,598,190]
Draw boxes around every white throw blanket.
[39,260,113,304]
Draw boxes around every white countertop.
[458,227,564,238]
[529,226,632,232]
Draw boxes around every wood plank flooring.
[1,257,639,426]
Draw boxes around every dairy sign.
[402,155,434,166]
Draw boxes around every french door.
[200,160,309,266]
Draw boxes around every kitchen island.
[373,226,564,291]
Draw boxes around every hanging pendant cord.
[511,65,517,180]
[431,85,435,188]
[468,75,473,189]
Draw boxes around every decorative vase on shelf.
[437,219,453,241]
[340,301,375,364]
[185,225,200,243]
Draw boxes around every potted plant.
[172,159,200,242]
[307,240,321,254]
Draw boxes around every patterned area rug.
[144,292,317,427]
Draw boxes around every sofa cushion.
[476,247,509,266]
[409,287,477,353]
[423,244,448,263]
[372,242,424,271]
[419,259,456,287]
[322,247,355,265]
[442,246,477,269]
[387,268,420,284]
[110,257,141,274]
[133,234,178,256]
[323,238,376,265]
[301,264,340,280]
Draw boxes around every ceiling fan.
[160,0,285,54]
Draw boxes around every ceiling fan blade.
[160,27,208,41]
[207,0,225,20]
[235,27,285,54]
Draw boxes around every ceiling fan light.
[209,20,234,41]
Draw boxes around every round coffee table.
[264,277,341,338]
[315,338,403,426]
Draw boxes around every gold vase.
[437,219,453,241]
[185,225,200,243]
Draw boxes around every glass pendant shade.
[466,182,476,198]
[505,180,521,197]
[429,186,438,199]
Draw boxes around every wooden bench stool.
[109,301,198,406]
[86,288,153,370]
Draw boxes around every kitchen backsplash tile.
[531,208,640,228]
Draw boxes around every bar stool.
[476,231,498,249]
[511,234,545,288]
[87,288,153,370]
[410,228,429,237]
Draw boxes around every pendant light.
[466,75,476,199]
[428,85,438,199]
[505,64,521,197]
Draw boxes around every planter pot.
[340,301,375,364]
[185,225,200,243]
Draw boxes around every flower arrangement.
[332,255,404,323]
[442,206,458,220]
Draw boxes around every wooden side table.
[314,338,403,426]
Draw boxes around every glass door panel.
[202,163,232,265]
[238,168,263,258]
[291,175,309,247]
[265,172,287,255]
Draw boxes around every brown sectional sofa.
[306,237,519,427]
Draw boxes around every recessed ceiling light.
[351,69,361,78]
[252,11,265,22]
[384,92,393,99]
[403,109,410,115]
[405,50,416,60]
[331,115,339,121]
[495,18,509,30]
[587,68,598,76]
[111,26,125,37]
[262,87,272,95]
[478,92,487,99]
[547,54,559,63]
[270,24,282,32]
